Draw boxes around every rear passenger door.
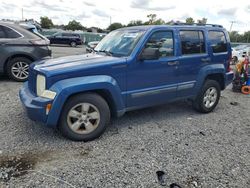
[0,25,7,66]
[176,29,209,97]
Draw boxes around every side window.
[3,26,22,38]
[145,31,174,57]
[0,26,6,38]
[55,33,62,37]
[180,30,205,55]
[208,31,227,53]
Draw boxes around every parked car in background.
[20,24,233,141]
[86,41,99,53]
[232,48,241,64]
[19,23,50,43]
[0,22,51,81]
[240,46,250,57]
[47,32,83,47]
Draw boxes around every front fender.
[46,75,125,127]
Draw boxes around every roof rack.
[170,22,223,28]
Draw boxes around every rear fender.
[193,64,226,96]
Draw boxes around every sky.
[0,0,250,33]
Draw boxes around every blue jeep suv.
[20,24,234,141]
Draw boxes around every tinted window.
[145,31,174,57]
[3,26,22,38]
[180,31,205,55]
[208,31,227,53]
[62,33,71,37]
[0,26,6,38]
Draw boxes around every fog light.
[46,103,52,115]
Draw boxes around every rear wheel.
[193,80,221,113]
[6,57,32,82]
[59,93,110,141]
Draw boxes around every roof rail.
[170,22,223,28]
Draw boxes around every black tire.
[193,79,221,113]
[70,41,77,47]
[6,57,32,82]
[58,93,110,141]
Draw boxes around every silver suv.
[0,22,51,81]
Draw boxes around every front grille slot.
[28,69,37,95]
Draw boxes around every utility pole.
[229,21,236,32]
[22,8,24,20]
[110,16,112,26]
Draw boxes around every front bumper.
[225,71,234,86]
[19,82,53,124]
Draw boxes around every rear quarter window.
[3,26,22,38]
[0,26,5,38]
[180,30,205,55]
[208,31,227,53]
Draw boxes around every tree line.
[40,14,250,43]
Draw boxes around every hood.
[32,53,126,77]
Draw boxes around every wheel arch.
[46,75,126,127]
[205,73,225,90]
[4,54,35,72]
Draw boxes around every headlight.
[36,74,56,99]
[36,74,46,96]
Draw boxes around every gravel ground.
[0,47,250,187]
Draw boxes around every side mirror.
[139,48,160,60]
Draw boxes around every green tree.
[197,18,207,24]
[145,14,157,25]
[40,16,53,29]
[186,17,195,24]
[153,18,165,25]
[65,20,83,31]
[107,22,123,31]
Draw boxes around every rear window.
[208,31,227,53]
[0,26,5,38]
[180,30,205,55]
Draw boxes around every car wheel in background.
[193,80,221,113]
[59,93,110,141]
[6,57,32,82]
[70,41,77,47]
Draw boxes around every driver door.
[126,30,179,109]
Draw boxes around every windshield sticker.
[123,33,139,38]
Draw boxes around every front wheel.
[58,93,110,141]
[193,80,221,113]
[70,41,77,47]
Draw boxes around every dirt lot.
[0,47,249,187]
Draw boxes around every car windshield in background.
[94,30,145,57]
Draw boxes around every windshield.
[94,30,145,57]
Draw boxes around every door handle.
[167,61,179,66]
[201,57,211,62]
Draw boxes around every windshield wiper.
[95,50,113,56]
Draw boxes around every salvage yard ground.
[0,46,249,187]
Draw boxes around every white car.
[232,48,241,63]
